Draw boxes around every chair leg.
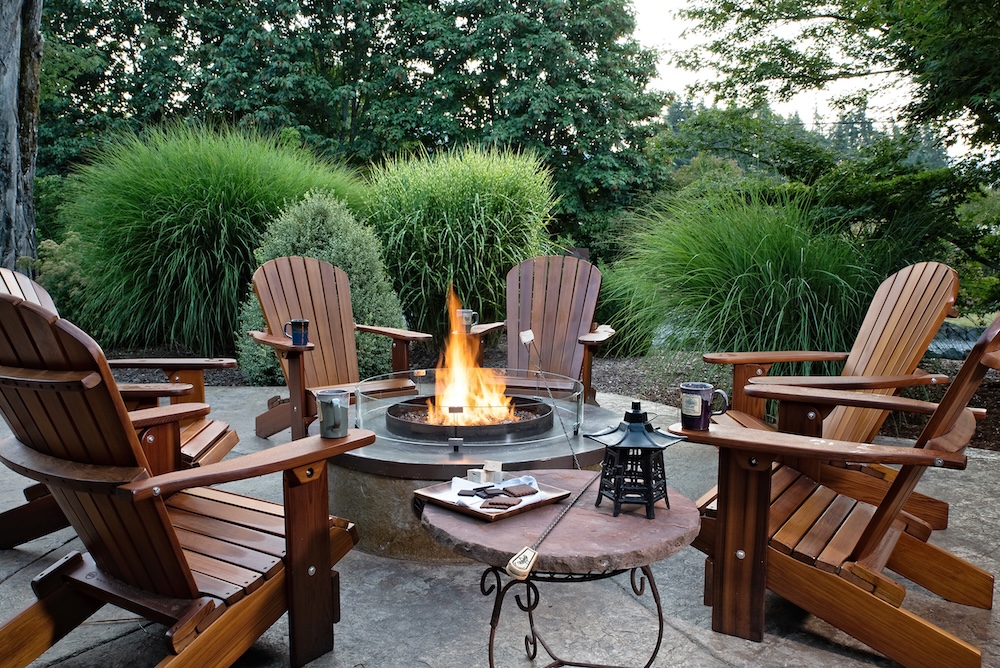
[768,549,982,668]
[256,397,292,438]
[887,532,994,609]
[0,491,70,549]
[0,583,104,667]
[283,461,335,667]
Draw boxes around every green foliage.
[38,0,667,262]
[809,135,975,269]
[385,0,670,255]
[949,188,1000,320]
[655,104,836,184]
[35,231,89,317]
[33,175,68,241]
[676,0,1000,147]
[237,192,405,384]
[602,189,881,359]
[366,146,555,339]
[55,124,365,355]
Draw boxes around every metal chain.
[530,471,601,551]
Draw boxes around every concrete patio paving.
[0,386,997,667]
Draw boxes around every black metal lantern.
[587,402,678,519]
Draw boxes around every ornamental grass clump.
[602,190,881,363]
[366,146,555,339]
[237,192,406,384]
[53,124,365,355]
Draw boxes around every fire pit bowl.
[385,395,554,441]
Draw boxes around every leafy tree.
[380,0,670,250]
[38,0,667,259]
[675,0,1000,147]
[655,103,835,184]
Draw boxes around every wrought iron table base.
[480,565,664,668]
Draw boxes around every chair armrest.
[743,384,941,415]
[744,384,987,425]
[129,403,211,429]
[579,324,615,345]
[703,351,849,365]
[248,330,315,353]
[107,358,237,371]
[120,430,376,501]
[119,382,194,401]
[0,436,146,493]
[749,371,949,390]
[666,423,967,469]
[355,324,433,342]
[469,321,505,337]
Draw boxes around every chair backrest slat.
[0,294,199,599]
[253,257,360,389]
[0,267,58,313]
[825,262,958,442]
[506,256,602,379]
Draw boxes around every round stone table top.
[420,469,701,573]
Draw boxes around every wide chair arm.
[749,370,949,391]
[354,324,432,343]
[469,321,506,337]
[109,357,237,406]
[118,382,195,407]
[667,422,967,470]
[248,330,315,354]
[703,351,850,365]
[355,324,433,372]
[745,384,985,421]
[744,383,983,451]
[704,350,850,418]
[108,357,237,373]
[120,430,376,501]
[579,323,615,346]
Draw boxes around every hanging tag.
[505,546,538,580]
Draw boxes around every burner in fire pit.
[385,396,554,443]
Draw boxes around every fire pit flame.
[425,289,519,427]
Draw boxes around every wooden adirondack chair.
[249,256,433,440]
[0,293,375,668]
[0,268,240,548]
[471,255,614,405]
[701,261,959,529]
[670,313,1000,668]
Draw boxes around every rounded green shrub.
[237,192,406,384]
[602,189,881,359]
[365,146,555,339]
[54,124,366,355]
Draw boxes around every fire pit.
[326,291,616,560]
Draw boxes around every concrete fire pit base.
[328,466,467,561]
[327,402,619,561]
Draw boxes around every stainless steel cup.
[316,389,349,438]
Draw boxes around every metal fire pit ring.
[384,395,554,442]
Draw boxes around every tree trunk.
[0,0,42,271]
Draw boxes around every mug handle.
[711,389,729,416]
[471,311,480,326]
[283,321,293,339]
